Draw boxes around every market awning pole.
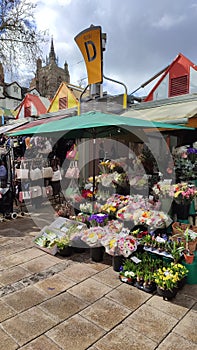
[92,135,96,208]
[103,74,128,109]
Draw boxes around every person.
[0,159,7,187]
[0,134,6,146]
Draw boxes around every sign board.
[75,26,103,85]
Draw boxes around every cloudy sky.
[32,0,197,96]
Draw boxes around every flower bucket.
[112,255,124,272]
[173,202,190,220]
[157,286,178,300]
[90,247,104,262]
[58,246,73,257]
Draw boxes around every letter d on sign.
[75,26,103,84]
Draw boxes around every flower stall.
[33,146,197,297]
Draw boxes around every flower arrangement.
[88,213,109,227]
[152,181,172,199]
[81,227,106,247]
[101,230,137,257]
[100,202,118,215]
[153,262,188,291]
[170,182,197,204]
[128,175,147,188]
[99,159,127,174]
[133,209,172,229]
[104,220,123,233]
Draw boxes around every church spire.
[49,37,56,63]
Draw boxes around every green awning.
[9,111,195,138]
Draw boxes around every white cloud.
[152,14,185,29]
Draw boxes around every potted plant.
[119,259,136,284]
[153,265,180,300]
[167,240,185,263]
[183,249,194,264]
[55,236,73,257]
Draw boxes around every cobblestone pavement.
[0,212,196,350]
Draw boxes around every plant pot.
[173,202,190,220]
[188,240,197,253]
[119,274,134,285]
[112,255,124,272]
[177,276,187,289]
[184,253,194,264]
[58,246,73,257]
[157,286,178,300]
[90,246,104,262]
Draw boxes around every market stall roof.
[9,110,194,138]
[122,94,197,125]
[0,119,29,134]
[8,107,78,134]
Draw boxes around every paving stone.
[172,310,197,343]
[46,314,105,350]
[192,302,197,312]
[179,283,197,300]
[0,253,27,269]
[20,255,60,273]
[17,247,45,260]
[60,263,99,282]
[106,283,151,310]
[123,303,178,343]
[146,294,196,319]
[2,306,56,347]
[19,335,61,349]
[39,291,88,322]
[91,267,122,287]
[2,285,48,312]
[35,272,76,296]
[68,277,112,303]
[0,266,30,286]
[0,300,16,322]
[93,323,157,350]
[157,332,197,350]
[0,328,18,350]
[80,297,131,331]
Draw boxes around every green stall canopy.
[9,111,195,139]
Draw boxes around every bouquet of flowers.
[104,220,123,233]
[152,181,172,199]
[81,227,106,247]
[170,182,197,204]
[101,229,137,257]
[133,209,172,229]
[88,213,109,227]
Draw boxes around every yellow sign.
[75,26,103,85]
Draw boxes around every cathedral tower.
[30,38,70,99]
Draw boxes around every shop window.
[169,75,189,97]
[59,97,67,109]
